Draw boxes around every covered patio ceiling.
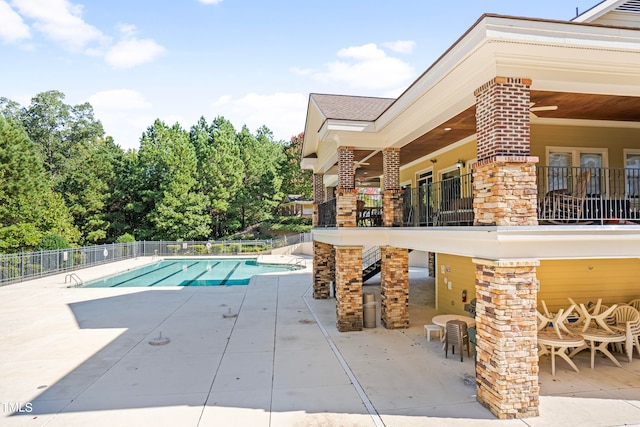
[340,90,640,180]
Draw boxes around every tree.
[0,117,79,252]
[279,132,312,198]
[21,90,104,181]
[190,116,244,238]
[136,120,211,240]
[230,125,284,230]
[56,138,121,244]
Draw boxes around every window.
[625,150,640,199]
[547,147,608,195]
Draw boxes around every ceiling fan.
[529,102,558,118]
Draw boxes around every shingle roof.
[310,93,395,122]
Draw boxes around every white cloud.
[86,89,152,110]
[0,1,30,43]
[383,40,415,54]
[290,66,313,76]
[337,43,386,61]
[86,89,154,149]
[198,0,223,4]
[213,92,307,141]
[312,43,415,91]
[11,0,107,51]
[105,25,166,69]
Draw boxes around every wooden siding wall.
[537,259,640,312]
[435,253,476,315]
[399,141,477,186]
[531,124,640,167]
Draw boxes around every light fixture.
[430,158,437,164]
[456,159,465,168]
[444,127,452,131]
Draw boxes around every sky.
[0,0,600,150]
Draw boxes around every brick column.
[335,246,363,332]
[474,77,538,226]
[313,173,325,202]
[312,173,324,228]
[313,241,332,299]
[382,148,403,227]
[380,246,409,329]
[473,258,540,419]
[337,147,357,227]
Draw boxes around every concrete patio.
[1,256,639,426]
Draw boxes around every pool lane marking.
[219,261,242,286]
[148,261,200,287]
[181,262,220,286]
[109,262,177,287]
[302,286,385,427]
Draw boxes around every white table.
[431,314,476,349]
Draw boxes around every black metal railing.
[357,190,383,227]
[317,198,337,227]
[537,166,640,224]
[403,173,474,226]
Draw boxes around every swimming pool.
[83,258,301,288]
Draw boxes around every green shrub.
[167,244,180,254]
[36,234,71,251]
[115,233,135,243]
[193,244,207,254]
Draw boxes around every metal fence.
[0,234,311,286]
[537,166,640,224]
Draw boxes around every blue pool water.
[83,258,300,288]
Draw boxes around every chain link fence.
[0,233,311,286]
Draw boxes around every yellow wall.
[435,253,476,315]
[400,140,477,187]
[531,124,640,167]
[434,255,640,315]
[537,258,640,312]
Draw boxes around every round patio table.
[432,314,476,349]
[573,327,626,368]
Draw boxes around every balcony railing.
[537,166,640,224]
[317,198,336,227]
[314,167,640,229]
[403,173,474,226]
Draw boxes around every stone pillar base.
[380,246,409,329]
[336,189,358,227]
[312,241,332,299]
[383,190,403,227]
[335,246,363,332]
[473,258,540,419]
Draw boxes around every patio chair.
[544,170,592,224]
[609,305,640,362]
[537,303,585,375]
[629,299,640,312]
[445,319,470,362]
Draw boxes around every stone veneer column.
[473,157,538,226]
[382,148,403,227]
[380,246,409,329]
[473,258,540,419]
[313,241,332,299]
[474,77,538,226]
[337,147,358,227]
[335,246,363,332]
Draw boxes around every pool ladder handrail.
[287,257,307,268]
[65,273,84,288]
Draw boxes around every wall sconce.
[430,158,437,164]
[456,159,465,168]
